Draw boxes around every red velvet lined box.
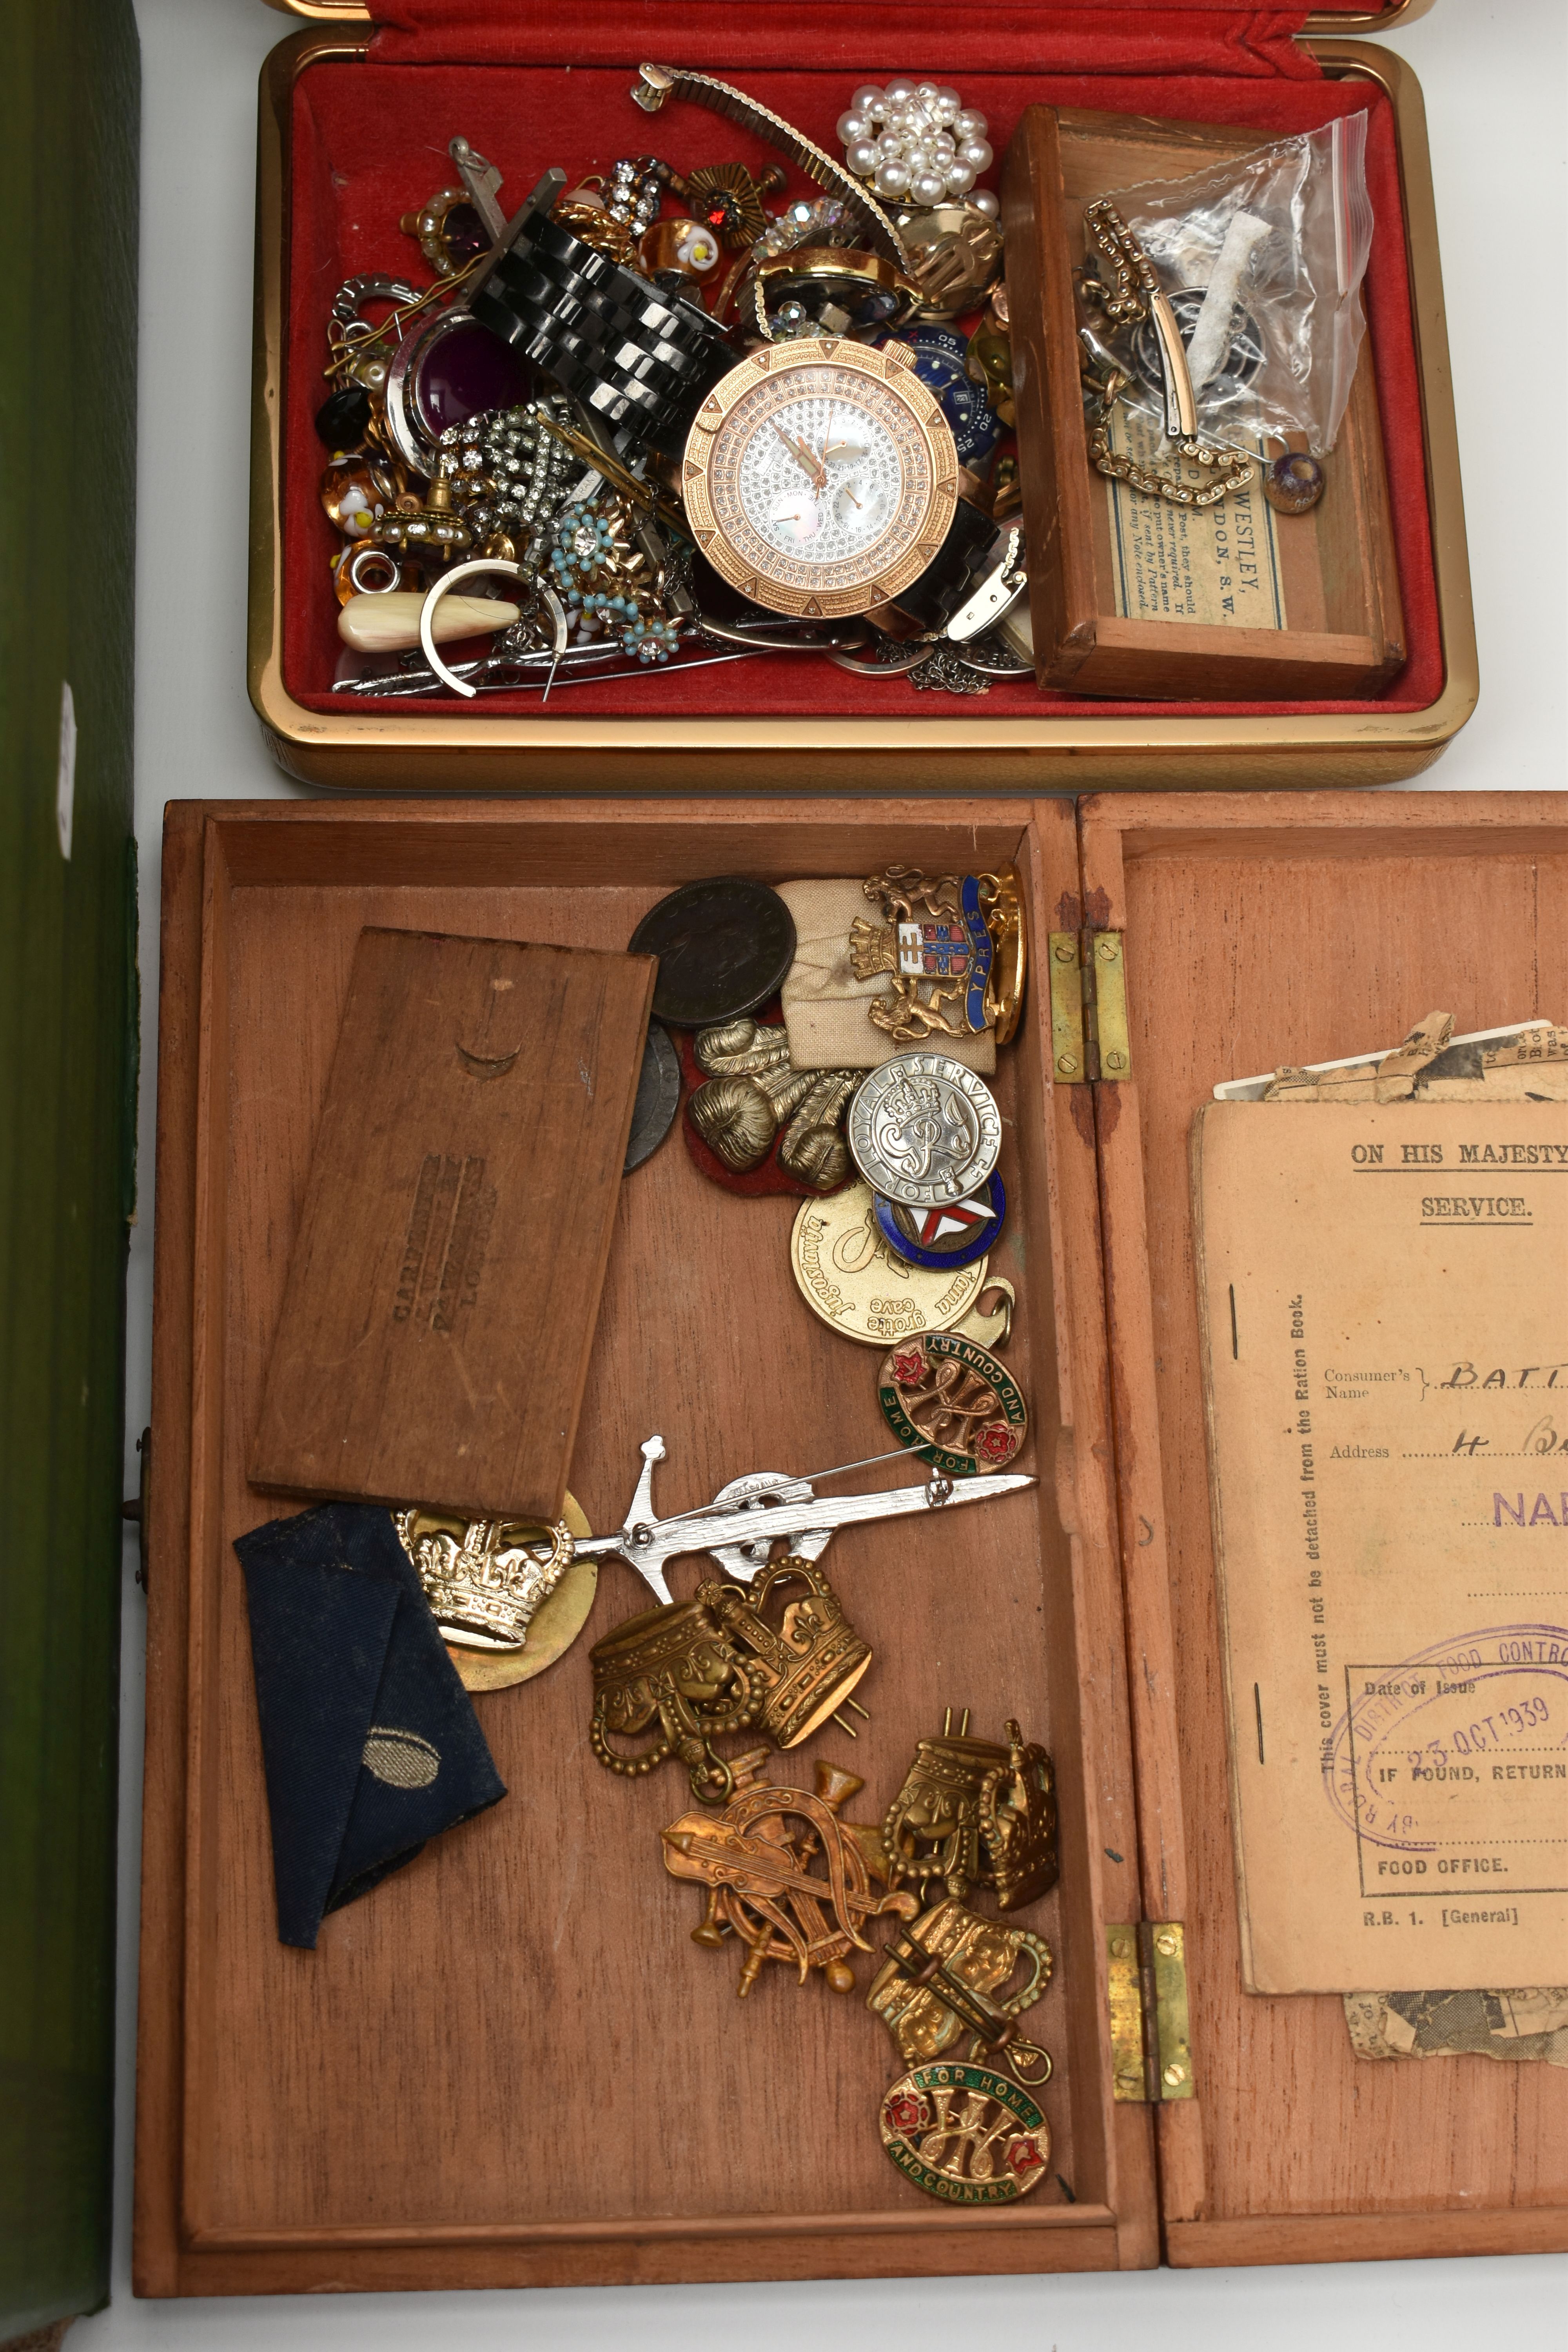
[249,2,1474,789]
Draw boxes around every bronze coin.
[624,1020,682,1171]
[630,878,796,1027]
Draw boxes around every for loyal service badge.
[847,1052,1002,1208]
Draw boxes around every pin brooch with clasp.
[570,1431,1036,1610]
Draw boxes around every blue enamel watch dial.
[882,327,1001,466]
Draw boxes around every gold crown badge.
[394,1509,575,1650]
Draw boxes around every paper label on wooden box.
[1103,408,1285,630]
[1191,1103,1568,1994]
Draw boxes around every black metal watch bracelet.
[473,210,735,457]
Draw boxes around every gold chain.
[1082,198,1162,326]
[1086,383,1256,509]
[632,64,908,268]
[1079,197,1256,510]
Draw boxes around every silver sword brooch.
[572,1434,1036,1605]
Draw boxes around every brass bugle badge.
[662,1752,918,1996]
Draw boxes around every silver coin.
[624,1020,682,1172]
[846,1052,1002,1209]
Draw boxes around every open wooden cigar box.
[135,788,1568,2294]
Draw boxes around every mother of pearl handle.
[338,591,520,652]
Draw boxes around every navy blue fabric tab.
[236,1503,507,1948]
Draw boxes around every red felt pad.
[281,37,1441,725]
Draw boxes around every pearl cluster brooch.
[837,81,998,216]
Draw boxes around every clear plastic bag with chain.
[1093,113,1373,458]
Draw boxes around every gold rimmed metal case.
[248,2,1474,789]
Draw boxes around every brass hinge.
[1107,1922,1194,2102]
[1047,931,1130,1083]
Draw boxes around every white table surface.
[86,2,1567,2344]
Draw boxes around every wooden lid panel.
[1079,789,1568,2265]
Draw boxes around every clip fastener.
[945,528,1027,645]
[1148,288,1199,438]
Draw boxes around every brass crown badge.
[394,1508,574,1650]
[883,1713,1058,1912]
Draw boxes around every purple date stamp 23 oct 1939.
[1325,1622,1568,1899]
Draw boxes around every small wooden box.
[249,4,1475,791]
[1003,105,1406,702]
[136,791,1568,2294]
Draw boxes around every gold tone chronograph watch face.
[681,340,960,619]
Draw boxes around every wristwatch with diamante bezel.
[682,338,968,623]
[474,207,1017,632]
